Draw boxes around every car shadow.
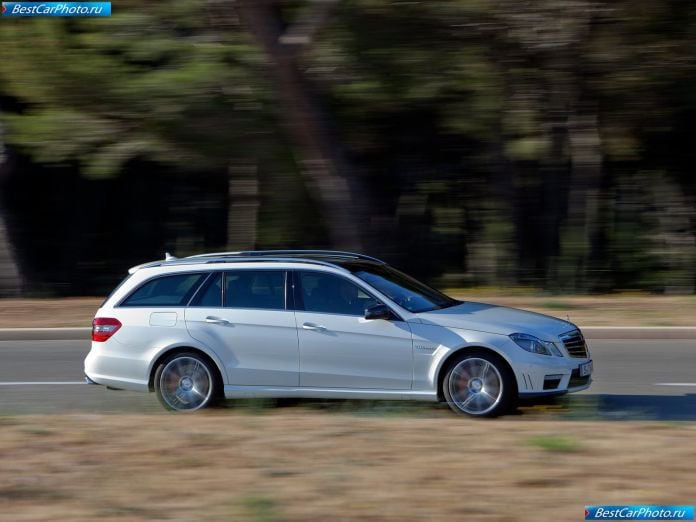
[520,393,696,421]
[219,393,696,421]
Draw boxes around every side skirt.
[223,385,438,401]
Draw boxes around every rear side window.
[121,273,206,307]
[224,270,286,310]
[101,274,133,307]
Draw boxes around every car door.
[185,270,299,386]
[294,270,413,389]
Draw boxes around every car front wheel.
[154,352,220,412]
[443,351,515,417]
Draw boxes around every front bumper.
[518,378,592,398]
[511,349,593,397]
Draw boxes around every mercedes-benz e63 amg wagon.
[85,250,592,417]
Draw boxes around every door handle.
[205,316,230,326]
[302,322,326,331]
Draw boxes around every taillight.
[92,317,122,342]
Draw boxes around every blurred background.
[0,0,694,297]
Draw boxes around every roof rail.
[129,255,357,274]
[186,250,385,264]
[199,256,350,271]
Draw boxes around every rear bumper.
[84,344,150,392]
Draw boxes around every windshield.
[346,263,459,313]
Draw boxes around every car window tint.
[224,270,285,310]
[190,272,222,307]
[298,272,377,316]
[342,262,458,313]
[121,273,205,307]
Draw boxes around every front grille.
[560,329,589,358]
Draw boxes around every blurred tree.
[0,0,693,293]
[0,0,273,257]
[0,1,271,176]
[305,0,696,291]
[236,0,364,251]
[0,119,22,295]
[303,0,510,275]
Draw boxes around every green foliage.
[241,495,280,522]
[0,1,271,178]
[528,435,581,453]
[307,0,696,291]
[308,0,505,147]
[1,0,694,293]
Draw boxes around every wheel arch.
[435,345,519,402]
[148,346,225,393]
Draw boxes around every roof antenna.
[165,252,177,261]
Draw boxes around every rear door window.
[224,270,286,310]
[121,273,206,307]
[189,272,223,307]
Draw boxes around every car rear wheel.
[154,352,220,412]
[443,352,514,417]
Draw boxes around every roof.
[128,250,385,274]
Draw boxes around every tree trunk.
[0,122,22,296]
[226,161,260,250]
[236,0,363,251]
[564,112,602,290]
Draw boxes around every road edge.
[0,328,92,341]
[582,327,696,340]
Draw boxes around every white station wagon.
[84,250,593,417]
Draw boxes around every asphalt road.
[1,339,695,418]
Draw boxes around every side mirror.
[364,303,393,321]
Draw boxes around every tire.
[442,351,515,417]
[154,352,221,412]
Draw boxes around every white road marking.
[0,381,84,386]
[654,383,696,387]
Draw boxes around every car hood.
[411,301,576,339]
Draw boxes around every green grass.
[241,495,280,522]
[528,435,581,453]
[21,427,53,436]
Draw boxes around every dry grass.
[0,411,694,521]
[0,298,101,328]
[449,292,696,327]
[1,293,695,328]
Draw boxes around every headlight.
[510,333,563,357]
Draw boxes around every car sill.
[223,386,437,401]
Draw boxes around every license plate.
[579,360,593,377]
